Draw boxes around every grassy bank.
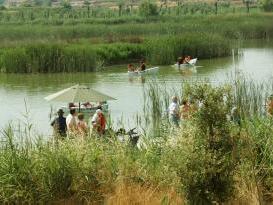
[0,13,272,73]
[0,34,231,73]
[1,78,273,204]
[0,14,272,42]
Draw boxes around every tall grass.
[0,43,145,73]
[0,14,272,41]
[2,78,273,203]
[145,33,232,65]
[0,35,233,73]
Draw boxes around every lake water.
[0,43,273,135]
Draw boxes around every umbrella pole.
[79,102,81,112]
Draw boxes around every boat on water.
[173,58,198,69]
[128,67,159,76]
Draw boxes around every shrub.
[180,83,236,204]
[261,0,273,12]
[139,0,158,17]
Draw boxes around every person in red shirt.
[92,109,106,135]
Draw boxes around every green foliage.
[0,43,145,73]
[61,0,72,10]
[139,0,158,17]
[260,0,273,11]
[181,84,235,203]
[21,0,33,7]
[145,34,232,65]
[2,80,273,203]
[0,44,98,73]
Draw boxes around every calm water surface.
[0,45,273,135]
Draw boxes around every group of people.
[128,61,146,72]
[168,93,273,128]
[51,106,107,139]
[168,96,197,127]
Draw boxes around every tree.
[214,0,220,14]
[61,0,72,10]
[117,0,125,16]
[243,0,256,13]
[139,0,158,17]
[83,0,90,17]
[128,0,136,14]
[260,0,273,11]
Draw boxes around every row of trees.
[0,0,272,13]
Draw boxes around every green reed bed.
[0,13,272,73]
[145,33,232,65]
[0,13,272,41]
[0,34,231,73]
[0,43,145,73]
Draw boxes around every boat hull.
[173,58,198,70]
[128,67,159,76]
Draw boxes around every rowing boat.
[173,58,198,69]
[128,67,159,76]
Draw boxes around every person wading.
[91,108,106,136]
[168,96,180,127]
[51,109,67,139]
[66,109,78,136]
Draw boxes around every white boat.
[173,58,198,69]
[128,67,159,76]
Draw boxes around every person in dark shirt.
[51,109,67,138]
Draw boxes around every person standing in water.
[91,108,106,135]
[139,61,146,71]
[128,64,135,72]
[77,113,88,138]
[66,109,78,136]
[168,96,180,127]
[51,109,67,139]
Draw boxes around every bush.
[180,83,236,204]
[261,0,273,12]
[139,0,158,17]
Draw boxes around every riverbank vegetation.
[1,77,273,204]
[0,0,272,73]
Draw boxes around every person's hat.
[172,96,178,102]
[96,109,102,114]
[57,109,64,114]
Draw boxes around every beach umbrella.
[44,84,116,109]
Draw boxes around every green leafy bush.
[261,0,273,12]
[139,0,158,17]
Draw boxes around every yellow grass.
[106,182,184,205]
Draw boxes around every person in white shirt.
[168,96,180,127]
[66,109,78,135]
